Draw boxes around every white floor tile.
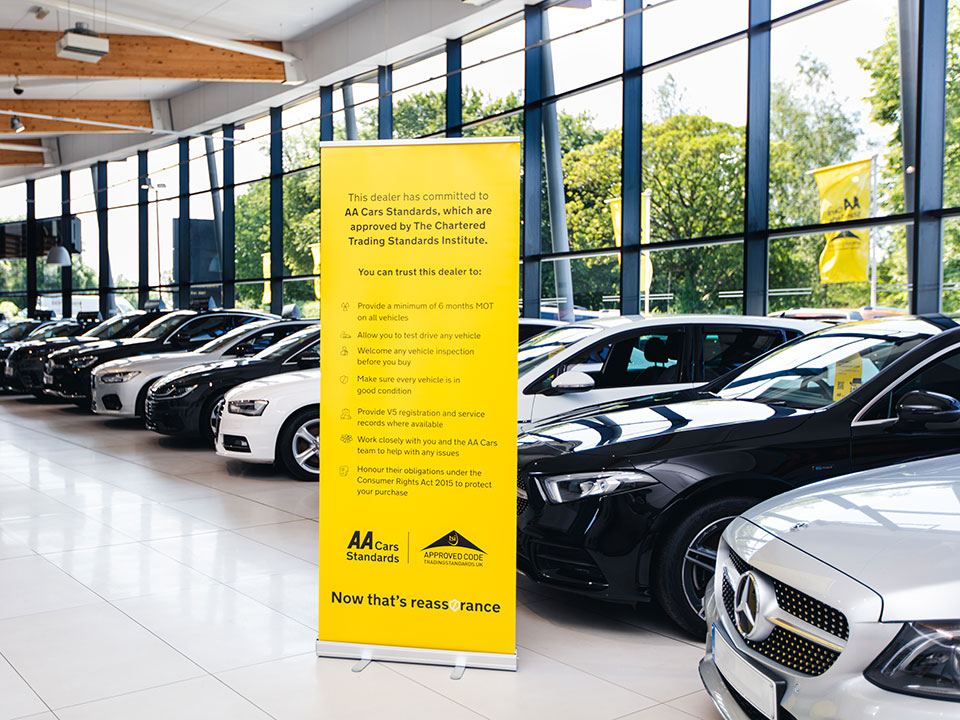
[517,599,705,703]
[0,529,35,561]
[80,502,221,541]
[0,603,202,709]
[228,569,319,630]
[164,495,301,529]
[390,647,656,720]
[0,654,48,720]
[0,486,72,521]
[145,530,315,583]
[667,690,723,719]
[0,556,101,620]
[218,653,485,720]
[0,512,137,554]
[115,583,315,673]
[240,486,319,518]
[234,520,318,564]
[44,543,215,601]
[54,675,271,720]
[617,705,699,720]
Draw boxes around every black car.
[517,315,960,635]
[0,319,47,345]
[43,309,272,406]
[144,323,322,442]
[4,310,169,395]
[0,318,97,380]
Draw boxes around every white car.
[701,453,960,719]
[216,368,320,481]
[91,319,316,418]
[516,315,823,432]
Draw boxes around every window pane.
[335,79,379,141]
[236,280,270,312]
[70,168,99,291]
[283,96,320,171]
[646,242,744,314]
[644,0,747,64]
[0,183,25,222]
[392,52,447,138]
[541,254,620,319]
[147,143,179,201]
[235,180,270,281]
[462,18,524,124]
[945,1,960,207]
[544,2,622,96]
[148,198,178,288]
[283,169,318,277]
[234,115,271,184]
[768,224,909,312]
[644,41,747,241]
[942,217,960,311]
[542,82,622,253]
[282,279,320,318]
[107,156,140,291]
[771,0,904,228]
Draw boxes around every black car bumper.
[8,357,46,393]
[44,364,93,401]
[516,474,675,604]
[144,394,200,436]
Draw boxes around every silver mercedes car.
[700,453,960,719]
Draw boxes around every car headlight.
[68,355,98,369]
[865,621,960,701]
[538,470,657,504]
[152,384,197,399]
[99,370,140,384]
[227,399,269,416]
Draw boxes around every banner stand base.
[316,640,518,673]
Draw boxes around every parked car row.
[514,314,960,718]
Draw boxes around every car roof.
[559,314,826,333]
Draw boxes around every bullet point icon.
[340,408,352,420]
[340,346,348,356]
[339,375,348,384]
[339,465,349,477]
[340,434,353,444]
[341,302,350,311]
[340,331,352,339]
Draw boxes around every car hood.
[743,456,960,621]
[54,337,155,358]
[226,367,322,401]
[158,357,266,386]
[95,350,206,375]
[518,397,811,458]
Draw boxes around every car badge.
[734,571,775,642]
[789,522,808,532]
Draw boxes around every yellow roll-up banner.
[814,158,872,284]
[607,193,652,293]
[309,243,321,300]
[318,139,520,671]
[261,252,271,305]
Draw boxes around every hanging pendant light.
[46,245,71,266]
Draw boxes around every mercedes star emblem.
[734,571,775,642]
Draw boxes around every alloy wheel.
[680,515,736,620]
[291,417,320,474]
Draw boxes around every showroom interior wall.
[0,0,957,320]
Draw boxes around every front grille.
[728,548,750,575]
[517,475,529,515]
[143,397,156,425]
[722,553,845,677]
[773,579,849,640]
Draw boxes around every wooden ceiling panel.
[0,30,286,82]
[0,100,153,133]
[0,138,44,165]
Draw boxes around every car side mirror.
[550,370,595,393]
[297,351,321,369]
[895,390,960,427]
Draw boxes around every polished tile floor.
[0,396,720,720]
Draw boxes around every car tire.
[134,383,152,418]
[200,392,226,445]
[653,495,761,637]
[278,407,320,482]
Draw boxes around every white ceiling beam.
[0,141,45,152]
[36,0,300,64]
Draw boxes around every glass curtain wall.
[0,0,958,319]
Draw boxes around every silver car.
[701,453,960,719]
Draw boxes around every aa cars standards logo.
[421,530,485,567]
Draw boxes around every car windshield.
[0,322,32,341]
[133,313,189,339]
[82,313,135,340]
[518,325,603,377]
[197,321,271,354]
[716,330,927,409]
[254,325,322,361]
[29,323,77,340]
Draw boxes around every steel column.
[320,86,334,142]
[178,138,190,308]
[222,123,236,308]
[25,179,37,316]
[269,106,283,314]
[522,4,544,319]
[137,150,148,308]
[378,65,393,140]
[621,0,642,316]
[60,170,72,315]
[743,0,772,316]
[446,39,462,138]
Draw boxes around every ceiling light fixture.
[46,245,71,266]
[32,6,50,20]
[10,116,25,133]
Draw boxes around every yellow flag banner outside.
[318,139,520,671]
[309,243,321,300]
[814,158,872,284]
[261,252,271,305]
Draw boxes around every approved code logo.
[421,530,485,567]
